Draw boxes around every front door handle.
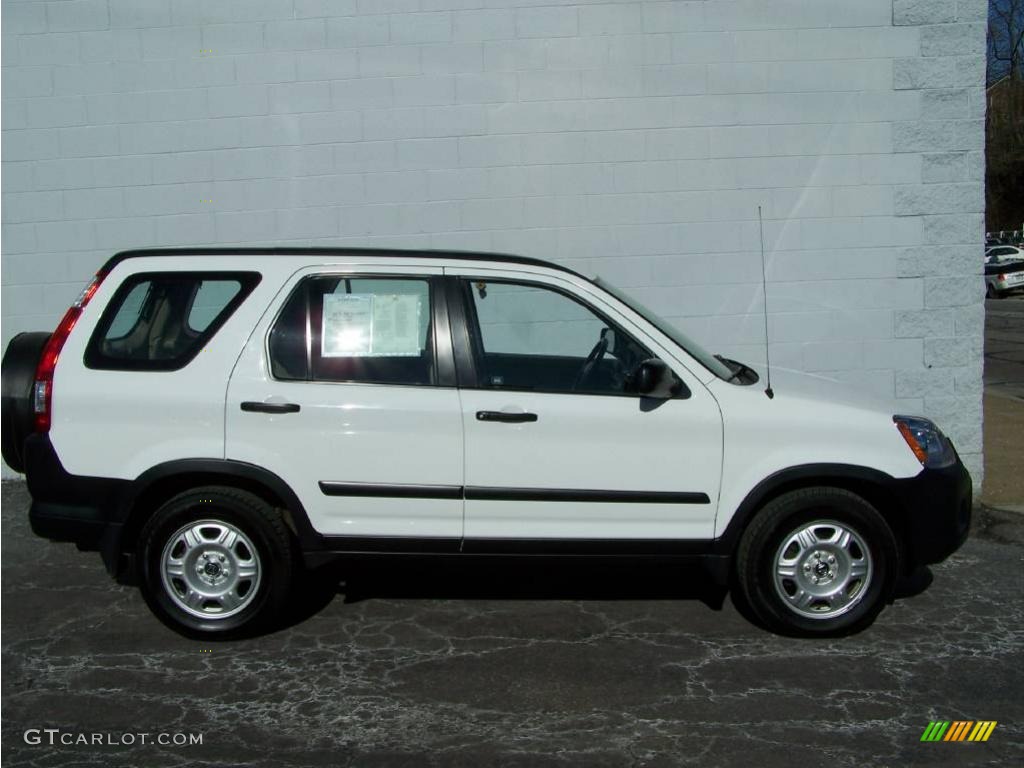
[241,401,301,414]
[476,410,538,423]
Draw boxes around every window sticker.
[321,293,423,357]
[368,294,423,356]
[322,294,373,357]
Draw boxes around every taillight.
[997,273,1006,282]
[32,271,106,433]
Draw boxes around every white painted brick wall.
[2,0,987,483]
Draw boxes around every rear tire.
[735,487,899,637]
[138,486,296,638]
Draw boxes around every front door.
[447,269,723,546]
[226,267,464,543]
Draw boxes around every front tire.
[138,486,296,638]
[735,487,899,636]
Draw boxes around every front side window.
[85,272,260,370]
[269,276,435,386]
[462,279,654,396]
[592,277,735,381]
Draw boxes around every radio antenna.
[758,205,774,399]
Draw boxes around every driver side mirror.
[634,358,682,399]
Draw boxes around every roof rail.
[101,246,586,279]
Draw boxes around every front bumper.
[889,454,972,569]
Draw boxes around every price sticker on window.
[321,293,423,357]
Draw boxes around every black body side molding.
[319,482,462,499]
[318,482,710,505]
[465,487,709,503]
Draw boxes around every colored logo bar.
[921,721,998,742]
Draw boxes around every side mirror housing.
[634,358,682,399]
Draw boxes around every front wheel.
[138,486,296,638]
[735,487,899,636]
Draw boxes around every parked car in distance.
[986,230,1024,247]
[1,248,972,638]
[985,247,1024,298]
[985,245,1024,264]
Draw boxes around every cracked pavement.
[2,482,1022,767]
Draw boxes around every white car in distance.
[985,246,1024,298]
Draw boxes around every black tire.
[1,332,51,473]
[138,486,296,638]
[735,487,899,637]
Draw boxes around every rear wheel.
[138,486,296,638]
[735,487,899,636]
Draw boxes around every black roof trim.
[101,247,585,279]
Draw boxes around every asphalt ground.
[983,293,1024,507]
[2,296,1023,767]
[983,293,1024,403]
[2,482,1022,767]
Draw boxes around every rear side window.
[85,272,261,371]
[268,275,435,386]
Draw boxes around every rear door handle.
[476,410,538,423]
[241,401,301,414]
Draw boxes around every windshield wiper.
[715,354,746,383]
[716,358,757,387]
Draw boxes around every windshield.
[592,277,735,380]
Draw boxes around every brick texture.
[891,2,986,483]
[1,0,987,483]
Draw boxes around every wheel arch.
[717,464,910,562]
[119,460,322,557]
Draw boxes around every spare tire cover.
[2,332,51,473]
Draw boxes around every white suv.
[1,248,971,638]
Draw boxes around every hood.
[741,365,898,414]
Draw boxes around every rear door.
[446,267,723,547]
[226,266,465,543]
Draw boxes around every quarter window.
[269,276,435,386]
[85,272,259,371]
[462,279,653,396]
[188,280,245,332]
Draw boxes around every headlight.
[893,415,956,468]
